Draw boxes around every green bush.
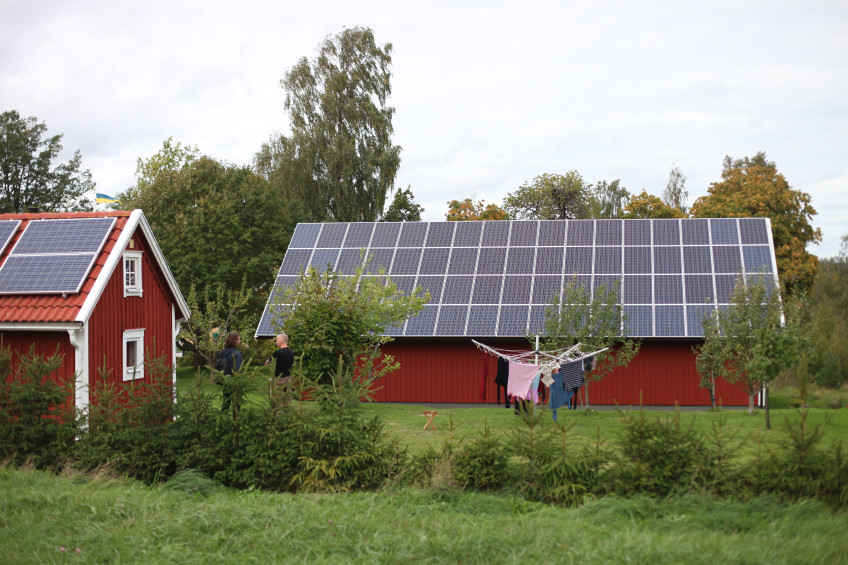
[451,422,509,491]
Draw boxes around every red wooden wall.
[1,331,76,388]
[87,227,177,391]
[372,339,749,406]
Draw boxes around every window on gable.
[123,251,143,297]
[123,328,145,381]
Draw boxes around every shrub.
[451,422,509,491]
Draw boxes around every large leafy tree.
[122,155,294,293]
[810,234,848,387]
[504,172,593,220]
[0,110,94,213]
[445,198,509,221]
[540,275,640,409]
[690,152,821,294]
[591,179,630,219]
[382,186,423,222]
[662,163,689,215]
[272,265,427,384]
[117,137,198,206]
[622,190,686,219]
[257,27,401,223]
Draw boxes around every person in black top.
[267,333,295,391]
[216,332,243,415]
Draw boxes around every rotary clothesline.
[471,339,608,366]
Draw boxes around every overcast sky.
[2,0,846,257]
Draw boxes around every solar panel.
[0,217,115,295]
[257,219,780,339]
[0,220,21,256]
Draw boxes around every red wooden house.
[0,210,189,413]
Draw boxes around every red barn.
[0,210,189,413]
[258,219,777,407]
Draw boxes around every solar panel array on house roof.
[0,217,116,294]
[0,220,21,256]
[256,218,779,339]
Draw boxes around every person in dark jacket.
[217,332,243,414]
[266,333,295,399]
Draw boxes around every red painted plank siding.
[0,331,76,387]
[87,227,175,392]
[373,339,749,406]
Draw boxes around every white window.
[123,329,145,381]
[123,251,143,297]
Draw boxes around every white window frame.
[123,328,145,381]
[123,251,143,297]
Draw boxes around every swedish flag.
[96,193,120,205]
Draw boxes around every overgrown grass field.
[2,466,847,564]
[2,367,845,563]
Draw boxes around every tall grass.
[1,467,846,564]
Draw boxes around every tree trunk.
[709,372,716,411]
[765,382,771,429]
[584,381,590,410]
[748,393,755,415]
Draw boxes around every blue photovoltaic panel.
[509,221,538,246]
[442,276,473,304]
[538,221,566,246]
[624,246,652,274]
[624,220,651,245]
[710,218,739,245]
[13,217,114,254]
[477,247,506,274]
[391,248,421,275]
[398,222,427,247]
[343,223,374,248]
[472,276,502,304]
[683,246,712,274]
[448,247,478,275]
[467,305,499,335]
[279,249,312,275]
[564,247,593,274]
[505,247,535,275]
[310,249,339,272]
[654,247,682,274]
[501,275,531,304]
[682,219,709,245]
[454,222,482,247]
[653,219,680,245]
[535,247,563,274]
[420,248,449,275]
[316,223,347,248]
[289,224,320,248]
[687,304,714,337]
[624,305,652,337]
[0,220,20,256]
[257,218,779,339]
[497,305,528,336]
[0,217,115,295]
[712,246,742,273]
[532,276,561,304]
[595,220,622,245]
[426,222,455,247]
[481,221,510,246]
[567,221,594,245]
[740,218,769,244]
[593,275,621,301]
[594,247,622,274]
[0,255,95,293]
[371,222,401,247]
[417,276,445,303]
[436,305,468,335]
[743,246,772,272]
[406,305,438,335]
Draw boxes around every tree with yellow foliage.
[445,198,509,221]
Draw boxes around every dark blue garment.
[549,370,576,421]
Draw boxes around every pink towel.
[506,361,540,401]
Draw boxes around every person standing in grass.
[217,332,243,414]
[267,332,295,390]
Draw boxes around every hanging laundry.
[548,369,576,421]
[561,359,584,390]
[506,361,540,401]
[495,356,510,407]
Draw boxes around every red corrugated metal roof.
[0,211,131,324]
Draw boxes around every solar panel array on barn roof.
[256,218,779,339]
